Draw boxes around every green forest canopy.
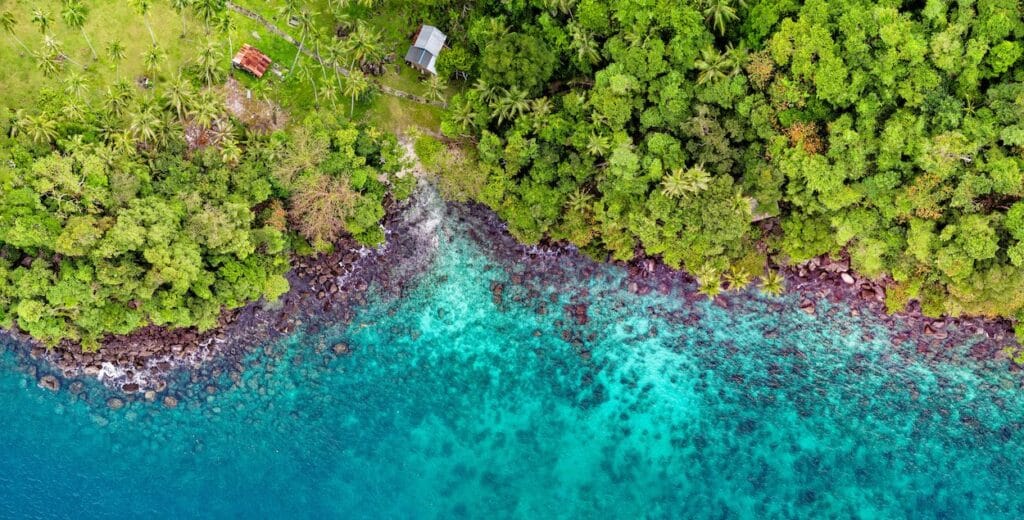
[423,0,1024,330]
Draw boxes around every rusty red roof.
[232,44,272,78]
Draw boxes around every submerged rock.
[163,396,179,409]
[107,397,125,410]
[38,374,60,392]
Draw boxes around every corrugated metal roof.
[413,25,446,55]
[232,44,272,78]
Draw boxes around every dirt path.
[225,2,445,108]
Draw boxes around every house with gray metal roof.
[404,25,446,75]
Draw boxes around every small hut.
[404,25,446,75]
[232,44,272,78]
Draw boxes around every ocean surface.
[1,203,1023,519]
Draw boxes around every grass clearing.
[1,0,453,135]
[0,0,205,108]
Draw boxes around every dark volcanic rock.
[38,374,60,392]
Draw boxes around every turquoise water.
[1,207,1023,519]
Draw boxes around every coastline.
[1,182,1020,401]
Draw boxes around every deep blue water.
[1,207,1023,519]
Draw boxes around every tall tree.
[346,22,381,68]
[169,0,192,37]
[216,12,235,55]
[296,60,320,107]
[143,43,165,77]
[290,8,317,75]
[196,41,222,85]
[63,72,89,99]
[424,75,448,105]
[1,11,32,54]
[342,70,370,116]
[163,73,194,120]
[130,0,157,44]
[61,2,97,60]
[701,0,739,36]
[107,39,126,76]
[30,8,51,35]
[192,0,224,33]
[189,90,221,129]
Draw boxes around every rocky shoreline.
[0,179,447,403]
[444,200,1020,374]
[2,181,1020,404]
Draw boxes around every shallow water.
[1,208,1023,519]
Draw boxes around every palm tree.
[695,46,732,85]
[189,91,221,129]
[702,0,740,36]
[290,8,317,74]
[585,132,611,158]
[759,270,785,297]
[296,60,320,107]
[277,0,301,21]
[107,39,126,76]
[346,22,381,68]
[61,1,97,60]
[1,11,32,54]
[322,82,339,109]
[170,0,192,37]
[143,44,165,77]
[472,78,501,105]
[163,73,194,120]
[220,136,242,167]
[61,98,87,123]
[327,38,348,90]
[342,70,370,116]
[22,113,59,145]
[112,129,138,156]
[35,51,63,75]
[424,75,447,104]
[662,164,711,198]
[30,8,51,35]
[105,79,135,116]
[724,266,752,291]
[130,0,157,44]
[128,105,164,144]
[196,41,223,85]
[447,97,478,134]
[216,12,235,55]
[694,264,722,300]
[543,0,575,16]
[565,188,594,213]
[568,23,600,66]
[193,0,224,33]
[63,72,89,99]
[491,87,530,125]
[42,34,65,54]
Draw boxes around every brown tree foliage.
[289,175,361,244]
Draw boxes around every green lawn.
[0,0,205,108]
[1,0,450,135]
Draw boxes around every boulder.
[799,299,816,315]
[840,273,855,285]
[38,375,61,392]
